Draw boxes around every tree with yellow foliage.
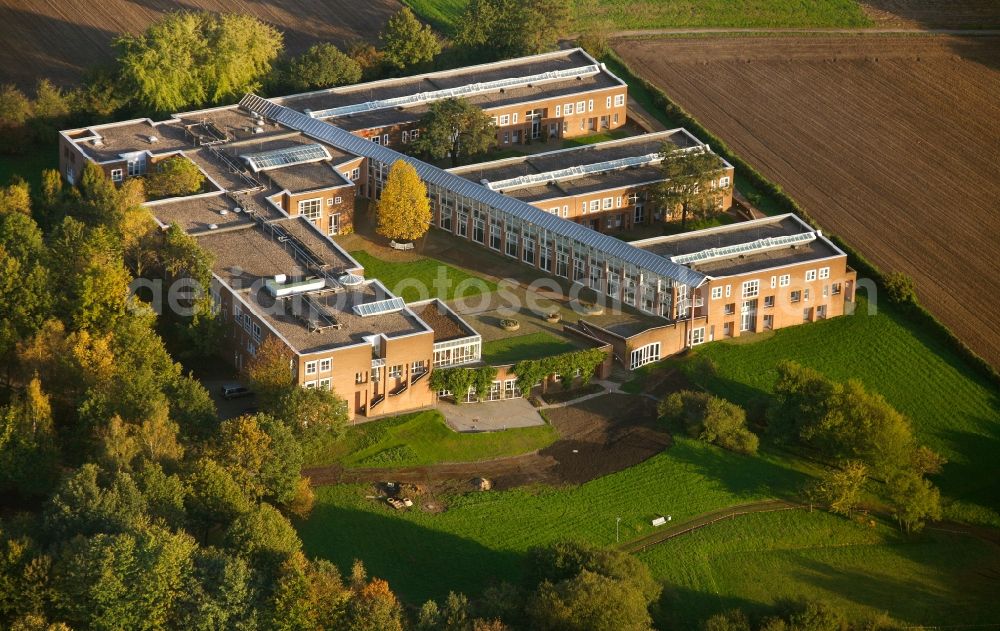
[375,160,431,243]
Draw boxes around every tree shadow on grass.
[654,583,763,630]
[297,499,523,605]
[785,537,1000,626]
[664,437,811,503]
[934,415,1000,512]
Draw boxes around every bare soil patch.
[615,35,1000,367]
[303,394,669,490]
[0,0,401,88]
[861,0,1000,29]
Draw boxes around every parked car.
[221,384,254,400]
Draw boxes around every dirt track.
[0,0,401,88]
[615,35,1000,367]
[303,394,667,489]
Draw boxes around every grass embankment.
[299,437,811,602]
[403,0,872,35]
[480,331,578,365]
[349,250,497,303]
[641,510,1000,628]
[302,410,556,469]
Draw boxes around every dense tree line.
[770,361,943,531]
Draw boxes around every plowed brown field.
[0,0,401,88]
[616,35,1000,367]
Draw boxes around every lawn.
[480,331,578,365]
[302,409,556,468]
[0,144,58,191]
[298,437,812,602]
[640,510,1000,628]
[403,0,872,34]
[684,299,1000,515]
[349,250,497,303]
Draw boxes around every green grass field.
[302,410,556,468]
[480,331,579,365]
[683,299,1000,514]
[299,437,811,602]
[349,250,497,303]
[403,0,872,34]
[641,510,1000,628]
[0,145,58,191]
[561,129,630,147]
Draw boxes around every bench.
[390,240,414,251]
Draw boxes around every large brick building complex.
[275,48,628,151]
[59,50,856,420]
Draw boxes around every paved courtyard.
[438,398,546,432]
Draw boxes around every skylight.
[242,144,331,172]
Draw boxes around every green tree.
[807,461,868,517]
[225,502,301,574]
[344,577,404,631]
[456,0,570,58]
[887,472,941,533]
[185,458,252,537]
[703,609,751,631]
[246,336,295,410]
[43,465,147,540]
[115,11,282,112]
[144,156,205,199]
[29,79,70,144]
[376,160,432,242]
[0,179,32,215]
[652,142,730,229]
[527,570,654,631]
[883,271,917,306]
[379,8,441,71]
[413,98,497,167]
[50,526,197,630]
[288,43,363,90]
[0,378,60,497]
[0,84,32,152]
[278,386,349,436]
[173,547,254,630]
[658,390,758,455]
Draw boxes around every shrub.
[658,390,758,455]
[883,271,917,306]
[144,157,205,199]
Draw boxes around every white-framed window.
[252,322,261,342]
[388,364,402,378]
[328,213,341,235]
[742,280,760,298]
[319,358,331,372]
[805,269,817,282]
[819,267,830,279]
[606,96,612,109]
[770,275,777,289]
[711,287,723,300]
[411,129,419,141]
[110,168,123,183]
[371,136,380,145]
[233,303,242,321]
[614,94,626,107]
[719,176,730,188]
[304,361,317,375]
[402,130,409,143]
[350,168,360,180]
[630,342,660,370]
[555,105,561,117]
[589,200,600,213]
[565,103,574,115]
[690,327,706,345]
[512,113,519,124]
[764,295,775,308]
[562,205,568,218]
[334,196,342,204]
[576,100,585,113]
[304,381,316,389]
[243,313,252,333]
[318,378,331,390]
[725,284,731,298]
[299,198,322,220]
[779,274,791,287]
[587,99,594,112]
[603,197,613,210]
[411,360,427,374]
[499,114,510,126]
[355,372,367,384]
[382,134,389,145]
[804,288,811,301]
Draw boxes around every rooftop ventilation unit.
[265,275,326,298]
[148,135,158,144]
[208,223,218,230]
[219,209,229,216]
[232,207,242,213]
